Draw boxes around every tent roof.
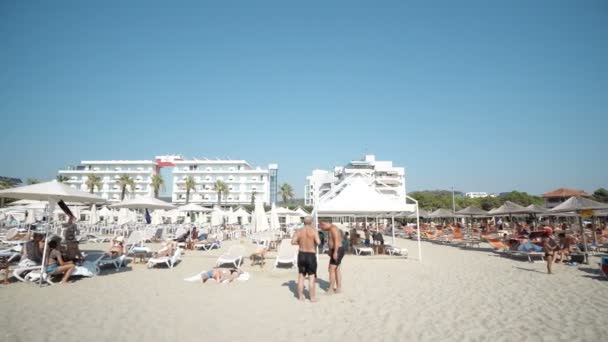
[109,197,176,210]
[407,208,430,218]
[316,177,414,215]
[548,196,608,213]
[488,201,532,215]
[455,206,488,216]
[0,180,105,203]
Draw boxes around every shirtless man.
[291,216,320,302]
[319,219,344,294]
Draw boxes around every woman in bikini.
[201,268,242,284]
[46,240,75,284]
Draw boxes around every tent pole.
[579,214,588,264]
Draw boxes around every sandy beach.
[1,238,606,342]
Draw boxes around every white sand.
[1,238,606,342]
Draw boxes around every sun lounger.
[274,239,298,269]
[353,245,374,255]
[194,240,221,251]
[216,245,245,268]
[147,248,182,269]
[384,245,407,257]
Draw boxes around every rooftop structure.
[543,188,591,208]
[305,154,406,206]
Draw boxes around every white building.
[305,155,406,205]
[58,160,157,202]
[464,192,496,199]
[58,155,277,205]
[171,159,274,206]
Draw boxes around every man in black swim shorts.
[320,219,344,294]
[291,216,320,302]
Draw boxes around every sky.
[1,0,606,197]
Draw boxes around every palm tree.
[117,175,135,200]
[151,174,165,198]
[213,180,228,206]
[26,178,40,185]
[56,175,70,183]
[85,174,102,194]
[184,176,197,204]
[279,183,294,205]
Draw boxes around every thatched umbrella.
[456,206,488,234]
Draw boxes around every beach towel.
[183,271,251,283]
[517,242,543,253]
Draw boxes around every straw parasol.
[429,208,456,219]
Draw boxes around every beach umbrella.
[455,206,488,233]
[0,180,104,286]
[294,207,309,217]
[88,204,99,224]
[178,203,212,212]
[269,203,280,231]
[227,207,239,225]
[109,197,175,210]
[234,207,250,224]
[25,209,36,225]
[526,204,548,214]
[117,208,132,225]
[408,209,429,218]
[151,210,163,225]
[253,200,269,232]
[211,206,224,227]
[549,196,608,263]
[429,208,455,218]
[488,201,532,215]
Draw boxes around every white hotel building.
[57,156,277,205]
[58,160,157,201]
[304,155,406,205]
[172,160,276,205]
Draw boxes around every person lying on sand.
[201,267,243,284]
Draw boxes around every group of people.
[290,216,345,302]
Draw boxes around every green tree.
[56,175,70,183]
[151,174,165,198]
[213,180,228,206]
[279,183,294,205]
[0,179,16,207]
[185,176,197,204]
[26,178,40,185]
[116,175,135,200]
[85,174,102,194]
[593,188,608,203]
[499,191,543,206]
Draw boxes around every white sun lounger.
[353,246,374,255]
[384,245,408,257]
[147,248,182,269]
[274,239,299,269]
[216,245,245,268]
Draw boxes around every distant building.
[304,154,406,206]
[464,192,496,199]
[543,188,591,208]
[58,155,276,205]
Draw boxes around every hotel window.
[252,186,257,192]
[228,176,234,181]
[229,167,235,171]
[205,176,212,181]
[115,167,121,171]
[251,177,257,182]
[206,167,212,171]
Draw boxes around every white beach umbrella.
[178,203,213,212]
[25,209,36,224]
[196,212,207,224]
[117,208,131,225]
[269,203,280,231]
[151,210,163,225]
[253,201,269,232]
[294,207,309,217]
[211,206,224,226]
[234,207,250,224]
[71,205,82,222]
[226,207,238,225]
[0,180,104,286]
[109,197,175,210]
[88,204,99,224]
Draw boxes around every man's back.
[297,226,318,253]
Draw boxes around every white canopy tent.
[315,175,421,261]
[210,206,224,227]
[234,207,250,224]
[226,207,239,225]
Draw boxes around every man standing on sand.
[291,216,320,302]
[319,219,344,294]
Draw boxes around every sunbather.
[21,232,44,265]
[154,240,177,258]
[107,236,125,257]
[46,240,75,284]
[201,267,243,284]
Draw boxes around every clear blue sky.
[1,0,606,197]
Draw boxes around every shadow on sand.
[282,277,332,300]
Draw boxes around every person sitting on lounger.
[21,232,44,265]
[201,267,243,284]
[108,236,124,257]
[555,233,570,263]
[46,240,75,284]
[154,240,177,258]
